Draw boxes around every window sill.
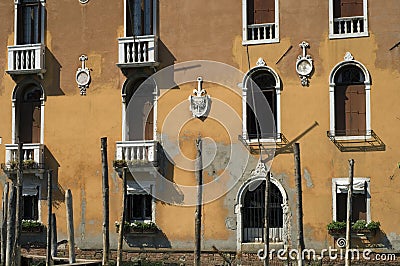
[242,39,279,46]
[329,32,369,40]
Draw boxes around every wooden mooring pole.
[101,137,110,266]
[345,159,354,266]
[116,168,127,266]
[14,142,23,266]
[194,136,203,266]
[294,143,304,266]
[5,185,16,266]
[66,189,76,263]
[263,169,270,266]
[51,213,58,258]
[46,171,53,266]
[1,182,9,265]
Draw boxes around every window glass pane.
[22,195,38,220]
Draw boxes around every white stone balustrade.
[333,16,365,35]
[116,140,157,163]
[5,143,44,167]
[247,23,276,41]
[7,43,45,74]
[118,35,158,67]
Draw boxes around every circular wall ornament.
[295,41,313,86]
[76,69,90,87]
[76,55,91,95]
[296,58,313,76]
[79,0,89,4]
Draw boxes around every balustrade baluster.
[144,42,148,62]
[357,19,361,33]
[126,43,132,63]
[26,51,30,69]
[31,50,35,69]
[251,28,255,41]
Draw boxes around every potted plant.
[327,220,380,236]
[22,220,44,233]
[115,221,158,234]
[7,160,18,170]
[327,221,346,235]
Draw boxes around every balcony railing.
[2,143,45,172]
[332,16,367,37]
[115,140,157,164]
[7,43,46,75]
[117,35,158,68]
[247,23,276,42]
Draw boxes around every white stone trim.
[332,177,371,223]
[236,173,288,253]
[329,0,368,39]
[242,0,279,45]
[328,54,371,139]
[242,63,281,141]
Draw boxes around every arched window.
[242,180,283,243]
[243,62,281,141]
[329,53,370,138]
[124,78,155,141]
[12,81,44,144]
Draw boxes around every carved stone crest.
[189,77,210,118]
[250,159,268,178]
[76,55,91,96]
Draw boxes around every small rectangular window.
[126,194,153,221]
[17,0,42,45]
[126,0,153,36]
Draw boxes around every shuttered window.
[334,66,366,136]
[17,0,41,45]
[126,194,152,221]
[126,0,153,36]
[246,70,277,139]
[333,0,363,18]
[247,0,275,25]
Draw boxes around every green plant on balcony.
[22,220,44,233]
[112,159,127,168]
[115,221,158,234]
[23,159,37,169]
[7,160,18,169]
[327,220,381,235]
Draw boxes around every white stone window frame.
[242,64,281,143]
[123,0,158,37]
[331,177,371,223]
[328,54,371,141]
[328,0,368,39]
[235,173,289,251]
[242,0,279,45]
[121,76,158,142]
[126,180,156,223]
[11,80,45,145]
[13,0,46,45]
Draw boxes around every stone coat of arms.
[189,77,210,118]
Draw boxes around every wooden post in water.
[101,137,110,266]
[46,171,53,266]
[14,142,23,266]
[116,168,127,266]
[294,143,304,266]
[66,189,76,263]
[51,213,58,258]
[5,185,16,266]
[263,169,270,266]
[194,136,202,266]
[345,159,354,266]
[1,182,9,265]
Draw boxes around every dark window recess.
[336,192,367,222]
[334,66,366,136]
[126,194,152,221]
[333,0,363,18]
[247,0,275,25]
[17,0,41,45]
[19,86,41,144]
[127,0,153,36]
[126,78,154,141]
[242,181,283,243]
[22,195,39,220]
[246,70,277,139]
